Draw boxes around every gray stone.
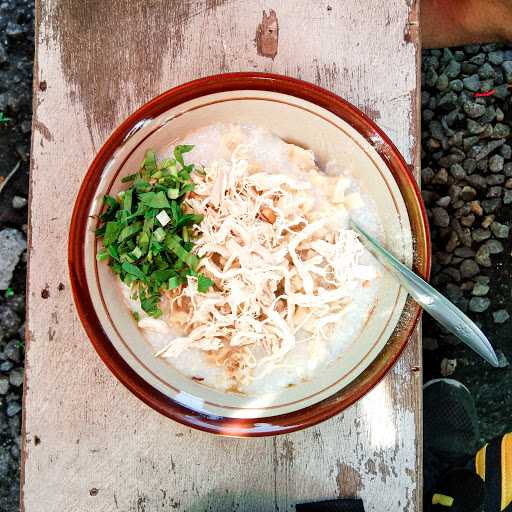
[0,45,6,65]
[487,186,502,198]
[429,120,444,140]
[496,350,510,368]
[5,21,24,38]
[445,60,461,78]
[472,228,491,242]
[11,196,27,209]
[463,136,479,151]
[446,283,463,300]
[6,401,21,417]
[463,158,477,174]
[494,84,510,99]
[472,282,490,296]
[493,123,511,139]
[463,102,486,119]
[0,376,9,395]
[487,175,505,186]
[450,79,463,92]
[438,91,458,110]
[469,53,486,65]
[490,222,509,239]
[505,163,512,177]
[426,68,438,87]
[461,215,476,227]
[480,106,496,124]
[467,119,485,135]
[0,447,9,478]
[0,307,21,342]
[502,61,512,82]
[475,245,491,267]
[461,186,477,201]
[9,368,23,387]
[479,62,496,79]
[464,44,481,54]
[476,275,491,285]
[436,196,451,208]
[493,309,510,324]
[496,107,505,122]
[481,198,501,213]
[454,247,475,258]
[421,167,434,184]
[0,229,27,290]
[461,62,479,74]
[3,341,21,363]
[486,239,504,254]
[500,145,512,159]
[474,140,506,161]
[432,207,450,227]
[489,50,504,65]
[450,163,466,180]
[480,79,495,93]
[0,361,13,372]
[433,168,449,185]
[460,259,480,278]
[436,74,449,91]
[469,297,491,313]
[463,74,481,92]
[423,109,434,122]
[504,190,512,204]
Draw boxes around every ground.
[0,1,511,510]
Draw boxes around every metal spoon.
[351,220,499,367]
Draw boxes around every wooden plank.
[22,1,421,511]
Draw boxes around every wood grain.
[23,1,421,510]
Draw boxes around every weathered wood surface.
[23,1,421,511]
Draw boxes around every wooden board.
[23,1,421,510]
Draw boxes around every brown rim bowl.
[69,72,430,437]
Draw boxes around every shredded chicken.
[150,139,378,390]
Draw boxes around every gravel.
[493,309,510,324]
[422,43,512,444]
[0,229,26,290]
[0,1,34,509]
[469,297,491,313]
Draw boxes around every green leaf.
[132,311,140,321]
[104,222,123,245]
[118,222,142,242]
[166,235,199,270]
[123,188,133,211]
[97,248,110,261]
[153,227,166,242]
[140,191,170,209]
[168,276,183,289]
[174,144,194,166]
[143,150,157,174]
[121,173,138,183]
[175,213,203,230]
[103,195,118,209]
[167,188,180,199]
[121,262,147,282]
[197,274,214,293]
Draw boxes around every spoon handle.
[351,221,499,368]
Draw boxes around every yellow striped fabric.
[501,433,512,511]
[476,443,487,481]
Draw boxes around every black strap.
[296,499,365,512]
[484,438,502,512]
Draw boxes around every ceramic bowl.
[69,73,430,437]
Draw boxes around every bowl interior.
[84,90,413,419]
